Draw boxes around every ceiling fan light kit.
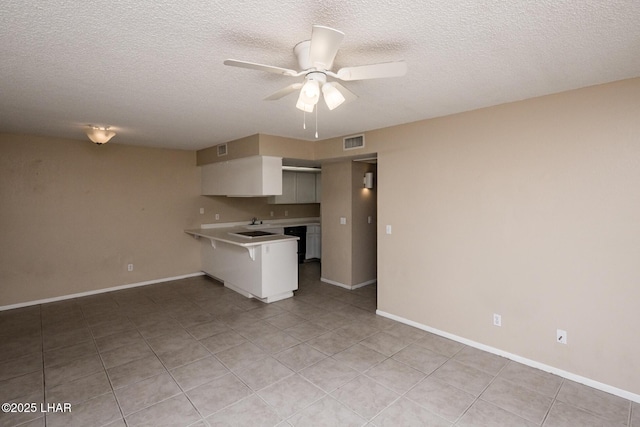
[298,75,321,108]
[224,24,407,134]
[321,82,346,110]
[296,98,314,113]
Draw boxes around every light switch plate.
[340,217,347,225]
[557,329,567,344]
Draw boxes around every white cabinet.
[296,173,317,203]
[269,171,320,204]
[201,156,282,197]
[200,238,298,303]
[306,225,321,259]
[279,171,297,204]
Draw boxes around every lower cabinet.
[200,238,298,303]
[305,225,321,260]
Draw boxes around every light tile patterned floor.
[0,262,637,427]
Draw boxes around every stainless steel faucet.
[251,217,258,225]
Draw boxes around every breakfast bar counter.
[185,226,299,303]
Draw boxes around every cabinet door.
[305,225,321,259]
[296,173,317,203]
[201,156,282,196]
[271,171,296,204]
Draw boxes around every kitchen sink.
[229,230,276,239]
[244,223,271,229]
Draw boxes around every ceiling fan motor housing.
[305,71,326,83]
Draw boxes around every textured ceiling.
[1,0,639,150]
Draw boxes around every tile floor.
[1,262,638,427]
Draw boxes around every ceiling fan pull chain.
[315,106,319,139]
[303,111,306,130]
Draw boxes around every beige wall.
[0,134,202,306]
[259,134,316,160]
[197,133,317,166]
[371,78,640,395]
[314,134,374,161]
[198,196,319,225]
[320,161,352,285]
[321,160,377,287]
[196,134,259,165]
[0,134,320,307]
[351,162,377,285]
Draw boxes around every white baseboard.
[320,277,376,290]
[0,272,205,311]
[376,309,640,404]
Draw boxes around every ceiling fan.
[224,25,407,113]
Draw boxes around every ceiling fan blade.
[336,60,407,81]
[224,59,299,76]
[308,25,344,70]
[264,83,303,101]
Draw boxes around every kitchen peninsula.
[184,225,299,303]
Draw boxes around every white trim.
[321,277,377,290]
[376,309,640,404]
[282,166,321,173]
[321,277,352,290]
[0,272,205,311]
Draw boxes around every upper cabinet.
[269,171,320,204]
[201,156,283,197]
[295,172,316,203]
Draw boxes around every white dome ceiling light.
[86,126,116,145]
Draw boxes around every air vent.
[217,143,227,157]
[343,134,365,151]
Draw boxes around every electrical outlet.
[368,216,372,224]
[386,225,392,234]
[340,217,347,225]
[127,264,133,272]
[270,211,274,217]
[215,213,220,220]
[284,210,288,217]
[199,207,204,214]
[493,313,502,327]
[557,329,567,344]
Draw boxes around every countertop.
[243,220,320,230]
[186,217,319,247]
[184,226,299,247]
[200,217,320,230]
